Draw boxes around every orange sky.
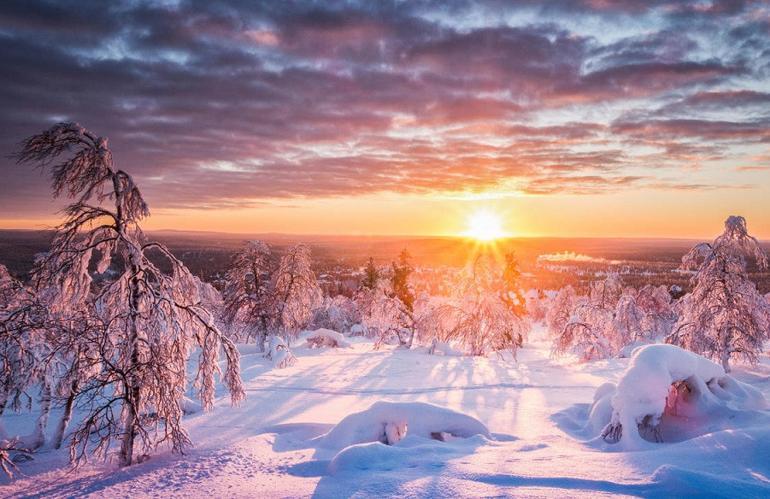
[3,186,767,240]
[2,1,770,241]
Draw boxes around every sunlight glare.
[463,209,506,241]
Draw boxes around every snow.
[2,325,770,497]
[590,344,768,449]
[316,400,490,454]
[303,328,351,349]
[265,335,297,368]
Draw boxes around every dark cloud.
[0,0,768,215]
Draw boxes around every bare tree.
[270,244,321,341]
[16,122,244,466]
[222,240,274,348]
[666,216,770,372]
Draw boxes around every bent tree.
[17,123,244,466]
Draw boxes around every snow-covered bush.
[357,285,412,347]
[594,344,767,449]
[309,295,359,334]
[553,274,676,362]
[304,328,351,349]
[317,401,491,454]
[266,335,297,368]
[667,216,770,371]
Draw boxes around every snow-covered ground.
[3,326,770,498]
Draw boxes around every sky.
[0,0,768,238]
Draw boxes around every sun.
[463,209,506,241]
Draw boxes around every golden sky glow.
[1,2,770,240]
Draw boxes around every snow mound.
[428,339,463,356]
[317,401,491,454]
[592,344,767,449]
[181,396,203,415]
[327,433,487,475]
[265,335,297,368]
[304,328,351,349]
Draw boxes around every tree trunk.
[119,260,143,467]
[721,353,731,373]
[31,382,52,450]
[52,380,78,449]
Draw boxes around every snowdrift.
[590,344,767,449]
[318,401,492,474]
[317,401,490,453]
[304,328,351,349]
[328,433,488,474]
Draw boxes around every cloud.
[0,0,768,215]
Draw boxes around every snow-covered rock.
[317,401,490,454]
[594,344,767,449]
[349,323,366,336]
[304,328,351,349]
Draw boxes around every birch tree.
[222,240,274,348]
[270,244,321,341]
[16,122,244,466]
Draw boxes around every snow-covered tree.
[525,289,548,324]
[310,295,359,333]
[361,257,379,290]
[0,266,46,436]
[589,272,623,310]
[553,274,623,361]
[417,254,528,357]
[635,284,676,339]
[271,244,321,341]
[222,240,274,348]
[667,216,770,372]
[360,284,413,348]
[16,122,244,466]
[546,285,577,336]
[610,288,645,347]
[390,249,416,347]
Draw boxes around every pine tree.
[362,257,379,290]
